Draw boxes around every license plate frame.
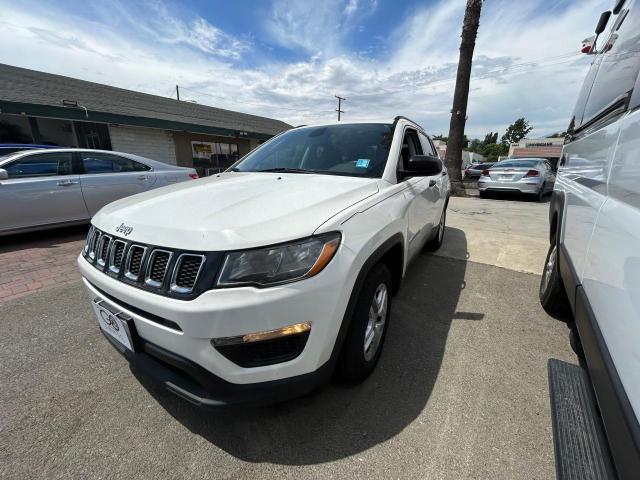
[92,298,137,352]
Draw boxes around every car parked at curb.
[478,158,555,200]
[0,148,198,236]
[77,117,450,408]
[539,2,640,479]
[463,162,494,179]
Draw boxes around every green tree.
[478,142,508,162]
[501,117,532,145]
[432,134,447,142]
[483,132,498,144]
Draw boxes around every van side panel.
[582,108,640,424]
[556,120,619,282]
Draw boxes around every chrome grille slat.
[96,235,112,267]
[124,245,147,281]
[145,250,172,288]
[109,240,127,274]
[171,254,205,294]
[88,230,102,260]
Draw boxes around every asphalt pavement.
[0,205,577,479]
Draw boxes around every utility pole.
[176,85,180,101]
[335,95,346,121]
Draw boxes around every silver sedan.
[478,158,555,201]
[0,148,198,236]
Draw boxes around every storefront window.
[191,141,240,176]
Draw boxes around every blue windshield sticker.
[356,158,370,168]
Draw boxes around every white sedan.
[0,148,197,236]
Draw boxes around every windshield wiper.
[256,167,317,174]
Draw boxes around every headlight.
[217,233,341,287]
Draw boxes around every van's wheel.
[338,263,392,382]
[539,239,571,317]
[424,208,446,251]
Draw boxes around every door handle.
[137,175,148,180]
[429,179,437,187]
[57,180,78,186]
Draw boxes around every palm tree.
[444,0,483,196]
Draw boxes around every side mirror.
[595,11,611,34]
[583,11,612,55]
[399,155,443,179]
[0,169,8,181]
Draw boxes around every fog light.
[212,322,311,346]
[212,322,312,367]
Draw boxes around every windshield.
[493,159,540,169]
[232,123,394,178]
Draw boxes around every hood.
[93,172,379,251]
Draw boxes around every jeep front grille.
[82,227,210,299]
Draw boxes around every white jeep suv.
[78,117,450,407]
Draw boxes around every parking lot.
[0,196,576,480]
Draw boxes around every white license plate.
[498,174,514,181]
[92,300,134,351]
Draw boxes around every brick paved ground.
[0,225,88,304]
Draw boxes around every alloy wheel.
[363,283,388,361]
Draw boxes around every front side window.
[399,129,424,170]
[81,153,150,174]
[233,123,394,178]
[4,152,73,178]
[418,132,436,156]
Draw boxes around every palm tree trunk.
[444,0,482,196]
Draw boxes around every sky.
[0,0,611,139]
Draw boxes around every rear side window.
[580,1,640,126]
[4,152,73,178]
[81,153,150,174]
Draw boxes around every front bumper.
[79,244,356,390]
[478,177,542,193]
[99,324,332,408]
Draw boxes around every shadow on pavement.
[135,228,469,465]
[0,224,89,253]
[480,190,551,203]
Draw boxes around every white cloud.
[344,0,358,17]
[0,0,611,138]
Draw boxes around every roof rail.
[393,116,427,135]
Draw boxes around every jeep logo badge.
[115,223,133,236]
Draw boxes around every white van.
[539,2,640,478]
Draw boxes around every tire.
[338,263,392,382]
[479,191,487,198]
[539,239,571,316]
[424,207,446,251]
[537,184,546,202]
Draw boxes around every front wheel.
[338,263,392,382]
[424,207,446,251]
[539,240,571,317]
